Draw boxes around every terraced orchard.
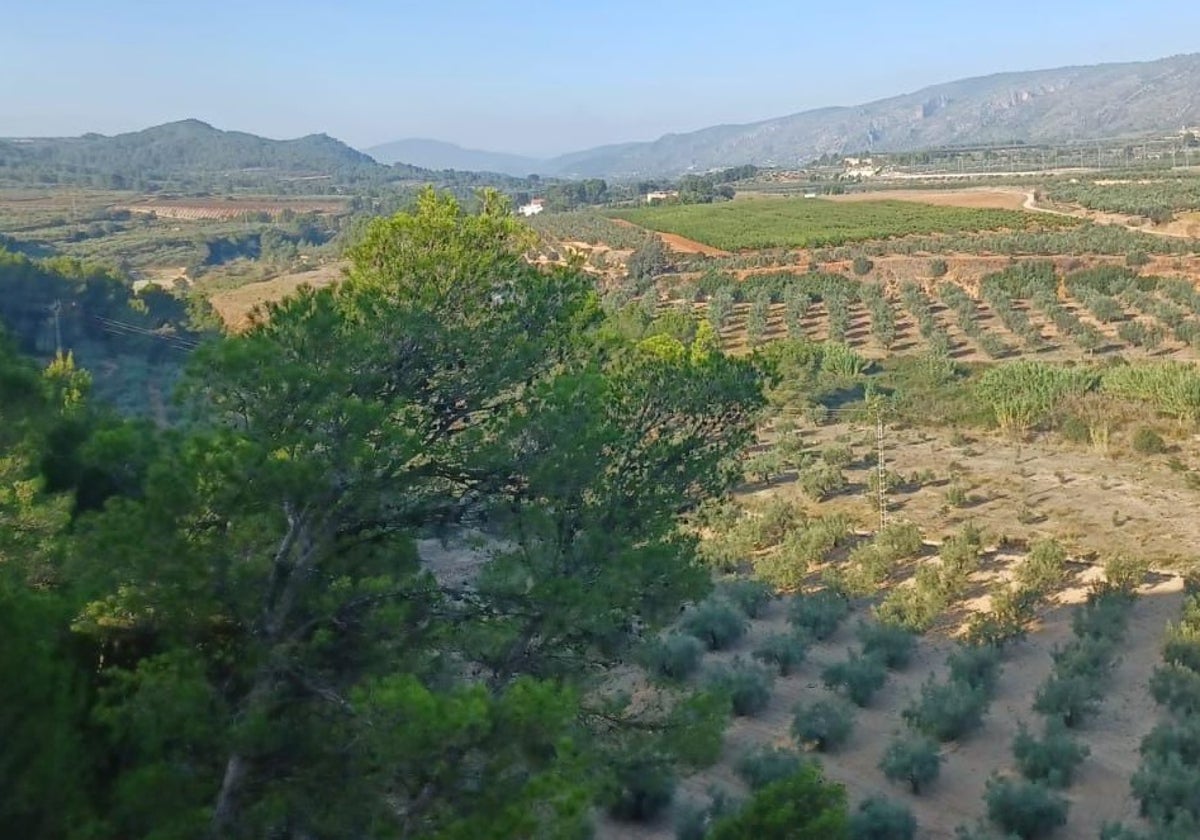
[660,263,1200,362]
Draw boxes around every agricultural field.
[646,262,1200,364]
[117,196,348,221]
[584,324,1200,838]
[610,197,1077,251]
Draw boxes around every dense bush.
[681,600,747,651]
[1016,539,1069,596]
[966,585,1040,647]
[789,590,851,640]
[947,644,1004,694]
[752,632,810,676]
[984,777,1069,840]
[822,652,888,707]
[792,699,855,751]
[904,677,989,741]
[606,756,677,822]
[1131,750,1200,827]
[1012,719,1090,788]
[1133,426,1168,455]
[708,765,849,839]
[852,256,875,276]
[1072,591,1134,643]
[879,734,942,794]
[639,633,706,681]
[849,796,916,840]
[1033,673,1103,728]
[735,745,809,791]
[857,621,917,670]
[675,788,741,840]
[930,258,949,278]
[721,578,775,618]
[798,462,848,501]
[707,660,775,717]
[1150,664,1200,715]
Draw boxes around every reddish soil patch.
[612,216,731,257]
[828,188,1030,211]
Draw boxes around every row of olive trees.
[1111,590,1200,837]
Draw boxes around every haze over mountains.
[373,52,1200,177]
[6,53,1200,183]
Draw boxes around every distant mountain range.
[7,53,1200,186]
[365,138,542,177]
[372,52,1200,178]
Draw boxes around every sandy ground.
[208,262,345,330]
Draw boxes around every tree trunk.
[212,753,247,837]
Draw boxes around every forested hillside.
[0,191,844,838]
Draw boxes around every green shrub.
[789,589,850,640]
[821,445,855,468]
[1072,592,1134,642]
[1150,664,1200,715]
[930,259,949,278]
[822,652,888,707]
[875,521,924,561]
[735,745,809,791]
[1163,617,1200,672]
[876,582,942,632]
[1012,719,1090,788]
[984,777,1069,839]
[1133,426,1168,455]
[675,788,741,840]
[1033,673,1102,728]
[1139,716,1200,765]
[1101,554,1149,594]
[904,678,989,741]
[1131,751,1200,827]
[752,632,810,676]
[682,600,747,651]
[639,633,706,681]
[947,644,1003,693]
[1016,539,1069,596]
[857,621,917,670]
[852,256,875,276]
[849,796,916,840]
[721,579,775,619]
[879,734,942,794]
[1051,635,1118,681]
[606,755,677,821]
[799,462,847,501]
[708,765,849,839]
[966,585,1039,647]
[707,660,775,717]
[792,699,855,751]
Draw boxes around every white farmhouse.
[518,198,546,217]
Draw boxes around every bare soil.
[208,262,345,330]
[827,188,1031,212]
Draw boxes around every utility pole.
[876,412,887,531]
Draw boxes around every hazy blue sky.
[5,0,1200,156]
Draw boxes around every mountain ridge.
[365,138,542,176]
[541,52,1200,176]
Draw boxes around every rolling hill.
[543,52,1200,177]
[365,138,542,176]
[0,119,432,187]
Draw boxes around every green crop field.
[611,198,1077,250]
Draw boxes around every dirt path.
[611,216,731,257]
